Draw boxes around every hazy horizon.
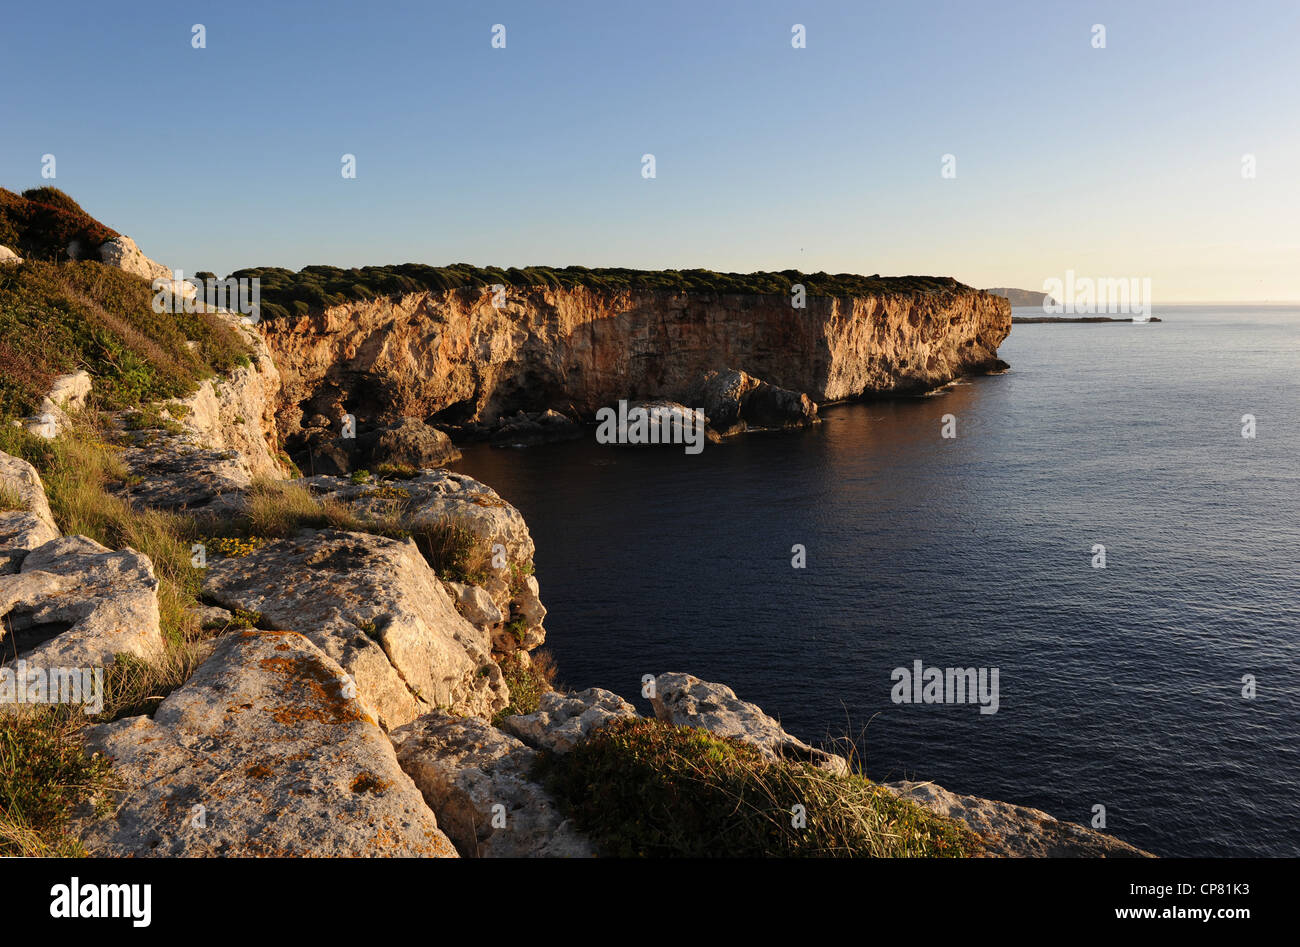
[2,0,1298,302]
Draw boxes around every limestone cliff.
[260,286,1010,433]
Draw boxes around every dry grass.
[0,483,24,512]
[543,718,983,858]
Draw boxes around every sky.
[1,0,1298,302]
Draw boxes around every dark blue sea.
[453,305,1300,857]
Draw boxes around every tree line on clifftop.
[227,264,972,322]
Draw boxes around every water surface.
[454,305,1300,857]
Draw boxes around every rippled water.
[453,305,1300,857]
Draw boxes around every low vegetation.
[0,710,116,856]
[494,650,559,720]
[232,262,973,322]
[0,257,251,418]
[542,717,982,857]
[0,186,118,262]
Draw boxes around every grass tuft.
[541,717,983,858]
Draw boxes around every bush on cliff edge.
[542,717,982,857]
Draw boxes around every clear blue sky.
[2,0,1297,300]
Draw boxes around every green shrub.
[0,187,117,261]
[0,710,115,856]
[494,650,558,720]
[542,717,982,858]
[20,187,86,216]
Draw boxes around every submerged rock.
[651,672,848,775]
[203,529,507,729]
[390,712,592,857]
[80,630,458,857]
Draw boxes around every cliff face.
[261,286,1010,430]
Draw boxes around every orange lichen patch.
[349,772,389,795]
[275,643,290,651]
[246,763,273,780]
[258,657,298,675]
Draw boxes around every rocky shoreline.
[0,227,1150,857]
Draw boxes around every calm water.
[453,305,1300,857]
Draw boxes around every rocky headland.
[0,189,1150,857]
[257,278,1009,469]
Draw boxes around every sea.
[452,305,1300,857]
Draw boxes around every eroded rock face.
[0,451,60,574]
[0,536,163,671]
[390,712,592,857]
[651,673,848,775]
[262,285,1011,433]
[175,317,287,481]
[885,781,1154,858]
[110,311,286,512]
[202,529,507,729]
[502,687,639,754]
[80,630,458,857]
[690,368,818,436]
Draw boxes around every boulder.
[0,535,163,671]
[43,371,92,412]
[117,441,253,514]
[690,368,818,436]
[0,245,23,265]
[0,450,60,574]
[444,580,504,628]
[489,409,583,448]
[885,780,1154,858]
[651,673,848,775]
[203,529,507,729]
[301,469,536,565]
[390,712,593,857]
[98,236,196,301]
[367,417,460,468]
[79,630,458,857]
[502,687,639,754]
